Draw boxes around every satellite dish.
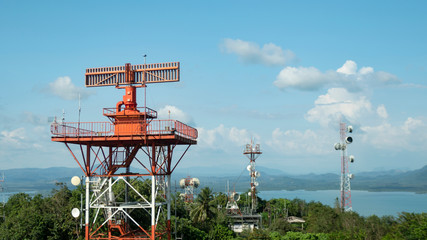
[255,171,261,178]
[348,173,354,179]
[232,192,240,202]
[254,181,259,187]
[71,176,81,186]
[345,136,353,144]
[179,179,186,188]
[349,155,355,163]
[71,208,80,218]
[334,143,341,150]
[248,192,251,196]
[246,165,252,172]
[191,178,200,188]
[347,125,353,133]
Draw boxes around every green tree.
[306,202,340,233]
[383,212,427,240]
[190,187,215,223]
[206,224,234,240]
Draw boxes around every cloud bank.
[274,60,400,91]
[220,38,296,66]
[48,76,92,100]
[157,105,194,125]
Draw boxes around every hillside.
[1,165,426,194]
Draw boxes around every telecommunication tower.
[334,122,355,212]
[243,141,261,213]
[51,62,197,240]
[179,176,199,203]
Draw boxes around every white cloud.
[266,128,332,156]
[274,60,399,91]
[274,66,332,91]
[157,105,194,125]
[337,60,357,75]
[360,117,427,151]
[376,104,388,119]
[220,38,295,66]
[1,128,26,146]
[48,76,92,100]
[197,124,255,150]
[305,88,373,127]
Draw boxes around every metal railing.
[103,107,157,118]
[147,120,198,140]
[51,120,198,140]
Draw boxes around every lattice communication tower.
[179,176,199,203]
[51,62,197,240]
[334,122,355,212]
[243,141,261,213]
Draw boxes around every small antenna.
[143,54,147,65]
[78,93,81,123]
[62,109,66,123]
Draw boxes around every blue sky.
[1,1,426,175]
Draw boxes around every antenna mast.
[243,140,262,214]
[334,122,355,212]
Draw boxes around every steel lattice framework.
[243,141,261,214]
[336,122,354,212]
[51,62,197,240]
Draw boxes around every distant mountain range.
[1,165,426,194]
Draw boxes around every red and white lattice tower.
[334,122,355,212]
[179,176,199,203]
[51,62,197,240]
[243,141,261,214]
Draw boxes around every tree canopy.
[0,180,425,240]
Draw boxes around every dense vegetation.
[0,180,425,240]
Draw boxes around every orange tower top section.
[51,62,197,147]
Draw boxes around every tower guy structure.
[334,122,355,212]
[227,141,262,233]
[243,141,261,213]
[51,62,197,240]
[179,176,199,203]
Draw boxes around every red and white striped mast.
[334,122,355,212]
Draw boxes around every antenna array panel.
[85,62,180,87]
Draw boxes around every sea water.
[258,190,427,217]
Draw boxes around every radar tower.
[51,61,197,240]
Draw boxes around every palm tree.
[190,187,215,223]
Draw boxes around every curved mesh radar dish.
[71,208,80,218]
[71,176,81,186]
[232,192,240,202]
[191,178,200,188]
[179,179,186,188]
